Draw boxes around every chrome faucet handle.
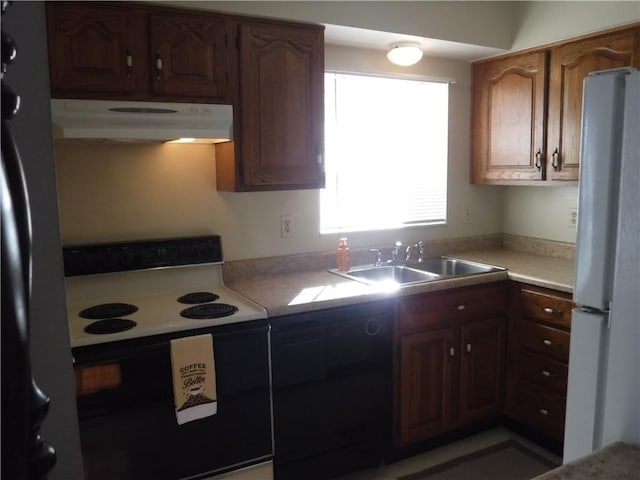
[369,248,383,267]
[405,244,413,263]
[405,242,425,263]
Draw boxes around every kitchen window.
[321,72,449,233]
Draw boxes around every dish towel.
[170,334,218,425]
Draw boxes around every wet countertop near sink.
[226,248,574,317]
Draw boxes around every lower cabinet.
[505,282,574,448]
[396,283,507,447]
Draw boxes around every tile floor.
[333,427,562,480]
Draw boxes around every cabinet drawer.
[518,350,568,396]
[521,288,573,329]
[399,284,506,332]
[517,381,566,442]
[520,320,570,363]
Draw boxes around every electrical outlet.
[464,207,471,224]
[568,208,578,229]
[280,215,294,238]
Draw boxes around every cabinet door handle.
[456,304,466,311]
[449,347,455,357]
[551,148,559,170]
[317,154,323,165]
[534,149,542,170]
[542,306,563,315]
[125,50,133,76]
[539,408,550,416]
[155,53,163,79]
[466,343,471,353]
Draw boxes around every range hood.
[51,99,233,143]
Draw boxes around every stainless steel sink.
[416,256,504,277]
[330,264,441,286]
[329,256,503,286]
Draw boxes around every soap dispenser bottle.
[337,238,351,272]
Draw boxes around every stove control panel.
[63,236,223,276]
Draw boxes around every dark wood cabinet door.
[399,328,456,445]
[237,22,324,190]
[150,13,229,100]
[458,316,505,425]
[472,51,548,183]
[46,3,147,96]
[547,27,640,182]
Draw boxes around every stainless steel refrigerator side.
[563,308,607,463]
[572,70,626,311]
[600,70,640,449]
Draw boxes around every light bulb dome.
[387,42,423,67]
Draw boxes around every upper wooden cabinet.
[472,52,548,183]
[546,28,639,181]
[149,13,228,100]
[46,2,231,102]
[216,20,325,191]
[472,24,640,185]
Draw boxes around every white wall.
[502,186,579,243]
[54,45,503,260]
[511,1,640,50]
[171,1,516,49]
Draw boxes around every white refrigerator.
[563,67,640,462]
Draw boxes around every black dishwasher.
[271,301,393,480]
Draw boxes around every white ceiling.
[323,24,508,62]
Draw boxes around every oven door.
[73,320,272,480]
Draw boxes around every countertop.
[226,248,575,317]
[534,442,640,479]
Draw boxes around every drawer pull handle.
[543,339,554,346]
[449,347,455,357]
[457,304,466,311]
[542,306,563,315]
[466,343,471,353]
[541,370,556,377]
[540,408,550,416]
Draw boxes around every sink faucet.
[369,249,383,267]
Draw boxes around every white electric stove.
[62,236,267,348]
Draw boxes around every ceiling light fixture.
[387,41,423,66]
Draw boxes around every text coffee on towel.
[170,334,218,425]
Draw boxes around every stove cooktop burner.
[84,318,137,334]
[80,303,138,319]
[180,303,238,319]
[177,291,220,304]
